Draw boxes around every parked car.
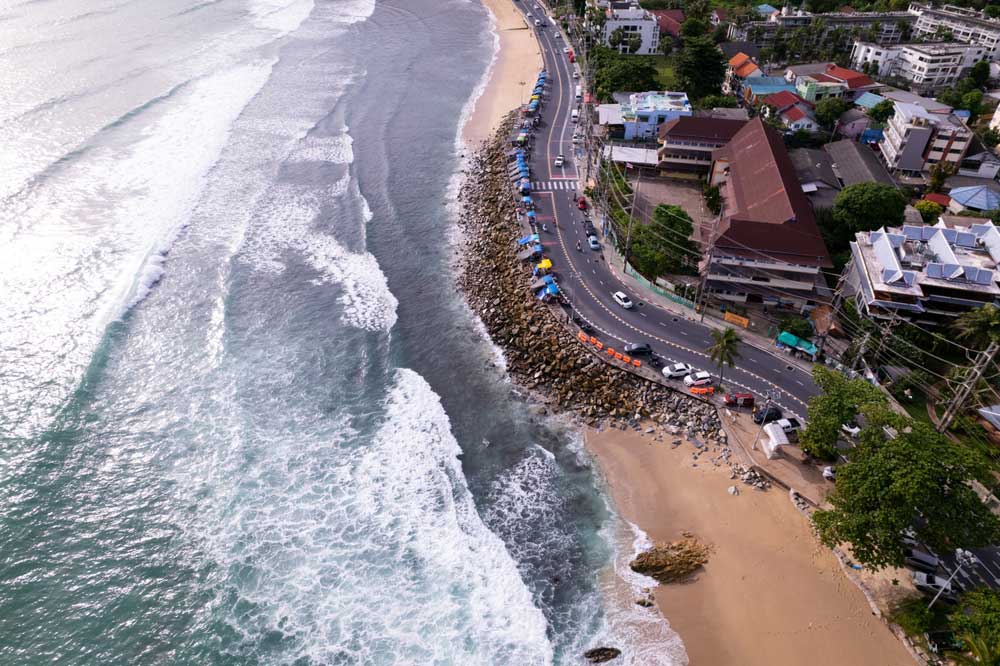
[554,154,564,167]
[534,18,541,26]
[774,418,801,434]
[572,69,579,79]
[723,392,754,409]
[563,46,570,53]
[577,196,587,210]
[583,222,597,236]
[612,291,633,309]
[624,342,652,355]
[753,405,782,424]
[913,571,957,602]
[904,548,941,574]
[684,371,713,387]
[662,363,693,379]
[587,235,600,250]
[822,466,836,481]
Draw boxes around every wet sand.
[586,425,915,666]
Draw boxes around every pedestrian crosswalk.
[532,180,578,191]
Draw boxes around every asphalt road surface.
[515,5,820,418]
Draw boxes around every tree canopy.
[951,588,1000,651]
[696,94,737,109]
[815,96,850,129]
[953,304,1000,351]
[832,182,906,236]
[627,204,699,278]
[798,365,885,460]
[676,36,726,100]
[970,60,991,88]
[915,199,943,224]
[867,99,895,124]
[591,47,661,101]
[707,327,741,386]
[813,406,1000,570]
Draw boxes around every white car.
[563,47,570,53]
[572,70,580,79]
[662,363,694,379]
[554,154,564,167]
[612,291,633,309]
[913,571,956,600]
[683,371,713,387]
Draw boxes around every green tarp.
[777,331,817,356]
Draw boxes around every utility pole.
[849,331,870,373]
[695,214,720,323]
[815,258,852,358]
[622,165,641,264]
[939,340,1000,433]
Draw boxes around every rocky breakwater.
[458,118,723,436]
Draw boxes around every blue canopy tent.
[526,210,536,219]
[521,195,532,204]
[517,234,534,245]
[519,179,531,192]
[542,275,555,285]
[776,331,818,360]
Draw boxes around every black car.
[753,405,782,424]
[624,342,652,355]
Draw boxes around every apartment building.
[879,101,972,177]
[728,7,916,48]
[848,222,1000,327]
[597,91,692,141]
[656,116,747,174]
[909,3,1000,61]
[705,118,832,307]
[851,40,989,92]
[601,4,661,55]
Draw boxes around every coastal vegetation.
[799,366,884,461]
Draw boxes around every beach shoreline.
[462,0,543,149]
[586,424,915,666]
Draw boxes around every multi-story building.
[728,7,916,48]
[601,3,661,55]
[656,116,747,174]
[723,52,763,96]
[795,74,846,103]
[705,118,833,307]
[909,3,1000,61]
[597,91,692,141]
[848,221,1000,327]
[879,101,972,176]
[850,40,989,92]
[990,104,1000,132]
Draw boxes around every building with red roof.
[706,118,832,306]
[821,64,879,100]
[649,9,685,37]
[723,52,762,95]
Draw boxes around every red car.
[568,50,575,63]
[576,196,587,210]
[723,392,755,409]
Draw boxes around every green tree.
[681,17,708,38]
[703,183,721,214]
[683,0,709,22]
[799,366,886,460]
[676,36,726,100]
[627,35,642,53]
[779,316,813,340]
[832,182,906,235]
[970,60,991,89]
[592,47,661,101]
[962,90,984,118]
[987,5,1000,19]
[938,87,964,109]
[627,204,699,277]
[711,22,729,43]
[915,199,944,224]
[928,161,957,194]
[950,634,1000,666]
[867,99,895,124]
[608,27,624,49]
[981,128,1000,149]
[813,407,1000,570]
[706,327,741,387]
[951,589,1000,650]
[814,96,850,129]
[953,304,1000,350]
[696,94,737,109]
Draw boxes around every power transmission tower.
[939,341,1000,433]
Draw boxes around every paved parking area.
[630,176,715,246]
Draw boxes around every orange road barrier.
[577,331,588,342]
[589,336,598,345]
[595,342,603,350]
[606,348,615,356]
[622,355,631,364]
[614,352,623,361]
[690,386,715,395]
[632,360,641,367]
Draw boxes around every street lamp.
[519,80,526,106]
[928,548,976,609]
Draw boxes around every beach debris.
[583,647,622,663]
[635,596,654,607]
[630,538,713,584]
[727,485,739,496]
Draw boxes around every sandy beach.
[587,426,914,666]
[463,0,543,147]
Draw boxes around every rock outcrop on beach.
[458,118,722,437]
[629,538,713,585]
[583,647,622,663]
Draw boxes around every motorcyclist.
[576,240,581,251]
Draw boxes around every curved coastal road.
[515,4,819,418]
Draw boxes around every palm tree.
[707,327,741,388]
[949,634,1000,665]
[953,304,1000,351]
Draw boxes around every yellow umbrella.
[537,258,552,270]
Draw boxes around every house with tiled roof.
[710,8,727,26]
[705,118,833,307]
[820,64,880,101]
[656,116,747,173]
[649,9,685,38]
[723,52,763,96]
[742,76,797,106]
[759,90,820,133]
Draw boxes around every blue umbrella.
[526,210,536,218]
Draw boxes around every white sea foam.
[250,0,316,33]
[288,131,354,163]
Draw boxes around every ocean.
[0,0,686,663]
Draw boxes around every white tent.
[760,423,789,460]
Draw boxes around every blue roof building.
[744,76,796,102]
[854,92,886,110]
[950,185,1000,212]
[755,4,778,16]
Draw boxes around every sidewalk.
[603,249,819,376]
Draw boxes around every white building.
[851,40,989,92]
[909,3,1000,61]
[991,104,1000,132]
[597,91,692,140]
[879,102,972,177]
[601,4,660,55]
